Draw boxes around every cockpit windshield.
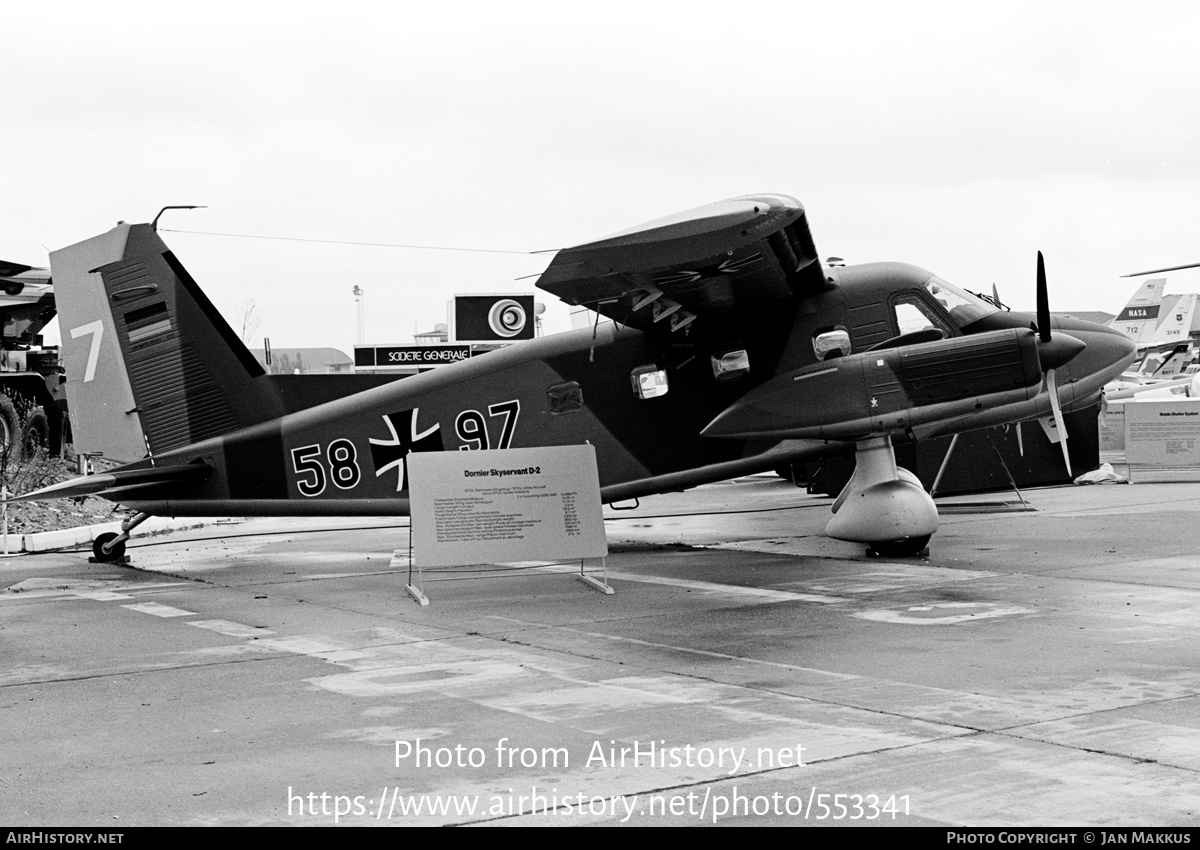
[924,276,1000,326]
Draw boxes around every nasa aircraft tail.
[51,223,284,464]
[1108,277,1167,344]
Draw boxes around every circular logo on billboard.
[488,299,527,338]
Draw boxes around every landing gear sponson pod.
[825,436,936,557]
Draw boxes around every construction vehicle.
[0,261,67,458]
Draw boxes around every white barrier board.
[407,446,607,568]
[1124,399,1200,466]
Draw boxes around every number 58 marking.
[291,439,361,497]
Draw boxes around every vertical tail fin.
[52,223,282,462]
[1149,341,1194,378]
[1152,292,1197,353]
[1109,278,1167,344]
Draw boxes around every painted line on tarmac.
[0,578,194,602]
[122,602,197,618]
[487,615,861,679]
[187,619,277,639]
[603,571,847,603]
[853,602,1033,625]
[517,562,846,603]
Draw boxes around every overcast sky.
[7,1,1200,350]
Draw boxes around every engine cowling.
[702,327,1051,441]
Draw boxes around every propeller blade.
[1046,368,1071,476]
[1016,421,1024,457]
[1036,251,1050,343]
[1034,251,1071,475]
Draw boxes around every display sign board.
[451,294,536,343]
[354,344,471,370]
[1124,400,1200,466]
[407,445,607,568]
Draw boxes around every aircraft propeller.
[1034,251,1081,475]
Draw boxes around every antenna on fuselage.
[151,205,207,230]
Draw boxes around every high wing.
[536,194,830,334]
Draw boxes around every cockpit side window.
[924,276,999,327]
[892,294,953,337]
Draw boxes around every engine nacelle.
[703,328,1048,441]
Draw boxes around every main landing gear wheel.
[867,534,931,558]
[92,532,126,562]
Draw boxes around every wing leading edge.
[536,194,830,334]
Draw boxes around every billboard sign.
[355,344,471,370]
[451,294,536,344]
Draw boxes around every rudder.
[52,223,282,463]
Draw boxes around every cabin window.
[813,329,851,360]
[546,381,584,415]
[631,364,669,399]
[711,349,750,381]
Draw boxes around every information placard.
[1124,399,1200,466]
[407,445,607,567]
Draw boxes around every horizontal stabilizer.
[0,260,34,277]
[6,463,212,503]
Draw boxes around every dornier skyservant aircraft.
[18,195,1135,560]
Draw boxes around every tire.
[92,532,126,562]
[868,535,931,558]
[0,395,19,456]
[20,407,48,459]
